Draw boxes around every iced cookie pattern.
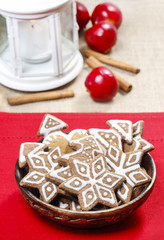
[20,146,63,203]
[59,155,125,210]
[58,135,103,166]
[37,114,68,137]
[18,114,154,211]
[88,128,122,154]
[106,120,133,144]
[133,120,144,138]
[105,145,152,203]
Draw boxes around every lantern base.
[0,51,83,92]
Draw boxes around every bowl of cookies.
[15,114,156,228]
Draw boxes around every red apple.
[91,2,122,29]
[85,21,117,53]
[76,1,90,32]
[85,66,119,102]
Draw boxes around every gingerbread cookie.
[46,165,72,185]
[57,197,82,211]
[133,120,144,138]
[59,155,125,211]
[105,145,152,203]
[136,137,154,153]
[123,138,142,153]
[58,135,103,166]
[19,142,48,168]
[20,146,64,203]
[68,129,88,140]
[106,120,133,144]
[37,114,68,138]
[88,128,123,154]
[43,132,73,154]
[123,120,154,153]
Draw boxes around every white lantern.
[0,0,83,91]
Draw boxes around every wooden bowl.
[15,153,156,228]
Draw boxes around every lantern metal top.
[0,0,70,19]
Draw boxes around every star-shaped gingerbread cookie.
[20,146,69,203]
[59,155,125,211]
[105,145,152,203]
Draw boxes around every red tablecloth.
[0,112,164,240]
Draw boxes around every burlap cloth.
[0,0,163,113]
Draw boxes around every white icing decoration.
[74,180,80,186]
[49,166,71,182]
[96,185,115,205]
[41,182,57,202]
[19,142,30,164]
[59,202,69,209]
[107,120,133,143]
[103,192,108,197]
[63,155,125,209]
[84,146,91,150]
[107,177,112,183]
[23,171,44,185]
[43,131,69,146]
[139,139,152,151]
[64,177,87,192]
[39,114,68,137]
[126,151,143,167]
[133,121,144,136]
[47,186,52,192]
[81,186,97,209]
[71,201,76,211]
[88,194,93,199]
[73,160,90,179]
[99,172,123,188]
[133,138,141,151]
[106,149,142,188]
[47,147,61,168]
[129,171,148,184]
[92,156,106,179]
[108,145,120,163]
[97,165,101,170]
[19,143,47,166]
[80,167,85,173]
[28,154,49,172]
[105,134,110,139]
[117,182,130,200]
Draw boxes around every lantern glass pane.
[0,15,8,53]
[0,15,12,70]
[16,18,58,77]
[60,2,76,69]
[19,18,51,64]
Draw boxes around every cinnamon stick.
[85,49,140,74]
[86,56,132,93]
[8,89,74,105]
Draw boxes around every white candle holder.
[0,0,83,91]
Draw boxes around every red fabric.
[0,112,164,240]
